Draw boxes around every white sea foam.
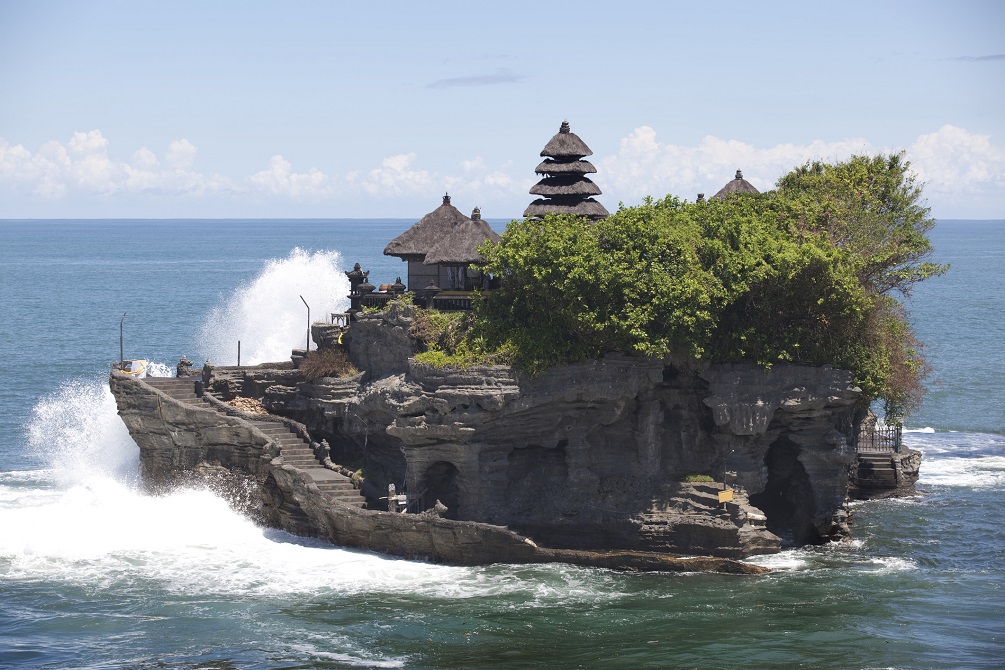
[287,639,406,669]
[745,550,810,571]
[5,378,620,605]
[25,379,139,486]
[918,454,1005,489]
[864,556,917,574]
[0,474,622,604]
[747,547,918,575]
[198,248,350,365]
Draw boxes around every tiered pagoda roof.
[524,121,609,220]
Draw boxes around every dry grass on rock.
[299,348,358,381]
[226,397,267,414]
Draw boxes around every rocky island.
[111,122,932,573]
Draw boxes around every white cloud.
[0,131,237,201]
[67,129,109,155]
[600,126,874,201]
[907,124,1005,195]
[599,125,1005,214]
[247,155,331,198]
[165,139,197,169]
[461,156,485,173]
[131,147,159,170]
[2,125,1001,217]
[360,152,434,196]
[443,157,521,203]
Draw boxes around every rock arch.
[750,435,819,545]
[421,461,461,519]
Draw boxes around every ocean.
[0,218,1002,669]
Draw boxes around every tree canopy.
[773,152,944,297]
[463,152,944,421]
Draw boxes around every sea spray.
[8,366,627,604]
[25,379,140,487]
[147,361,174,377]
[198,248,350,365]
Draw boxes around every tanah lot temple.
[110,119,918,573]
[347,120,757,314]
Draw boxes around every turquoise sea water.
[0,219,1002,669]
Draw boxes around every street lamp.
[119,311,127,368]
[300,295,310,352]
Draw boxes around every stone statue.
[176,356,194,378]
[316,439,332,467]
[201,360,214,387]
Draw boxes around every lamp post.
[119,311,127,368]
[300,295,310,353]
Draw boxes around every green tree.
[774,152,946,297]
[469,153,942,421]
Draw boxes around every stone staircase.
[247,420,366,507]
[144,377,205,405]
[143,376,366,507]
[856,452,898,488]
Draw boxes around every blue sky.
[1,0,1003,219]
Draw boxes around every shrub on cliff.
[410,308,511,369]
[471,153,943,420]
[299,348,358,380]
[769,152,945,417]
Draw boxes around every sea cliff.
[108,300,885,572]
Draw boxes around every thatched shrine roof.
[526,121,608,220]
[535,159,598,175]
[423,209,501,265]
[524,198,610,219]
[540,121,593,159]
[711,169,760,200]
[384,194,473,260]
[529,175,602,197]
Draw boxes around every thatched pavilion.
[524,121,609,220]
[711,169,760,200]
[384,194,500,292]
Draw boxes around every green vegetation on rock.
[468,152,944,420]
[410,308,511,369]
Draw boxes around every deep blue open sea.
[0,219,1002,669]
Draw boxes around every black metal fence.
[857,424,902,453]
[360,293,395,311]
[430,292,474,311]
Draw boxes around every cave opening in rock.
[421,461,461,519]
[749,435,819,546]
[506,443,568,515]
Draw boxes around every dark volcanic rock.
[110,371,764,574]
[110,308,871,568]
